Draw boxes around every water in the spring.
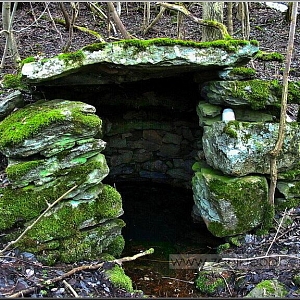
[114,181,224,297]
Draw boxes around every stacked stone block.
[0,99,124,264]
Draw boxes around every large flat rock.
[21,38,259,85]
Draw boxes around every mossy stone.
[195,271,225,295]
[0,99,101,157]
[105,264,134,292]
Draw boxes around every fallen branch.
[156,2,230,39]
[0,185,78,254]
[222,253,300,262]
[7,248,154,298]
[54,18,105,41]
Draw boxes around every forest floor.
[1,2,300,298]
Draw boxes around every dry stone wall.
[103,108,201,188]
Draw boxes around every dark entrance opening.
[104,180,224,297]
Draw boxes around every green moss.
[231,80,282,110]
[0,100,101,148]
[106,264,133,292]
[293,274,300,286]
[216,242,231,253]
[20,56,36,67]
[57,50,85,66]
[82,43,107,52]
[112,37,257,53]
[0,160,107,231]
[97,185,123,218]
[6,160,44,181]
[275,197,300,211]
[223,121,238,138]
[255,50,284,62]
[195,271,225,295]
[202,168,272,237]
[255,280,288,297]
[106,235,125,257]
[231,67,256,77]
[228,236,242,247]
[2,73,29,90]
[279,165,300,180]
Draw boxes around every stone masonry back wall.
[102,107,202,188]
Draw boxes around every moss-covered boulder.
[245,279,288,298]
[201,79,300,109]
[195,270,225,295]
[203,121,300,176]
[0,99,101,158]
[21,38,259,85]
[0,99,125,264]
[192,166,272,237]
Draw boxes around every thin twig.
[0,185,78,254]
[222,254,300,262]
[265,208,287,256]
[63,280,79,297]
[44,2,63,44]
[161,276,194,284]
[7,248,154,298]
[219,272,232,296]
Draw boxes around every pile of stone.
[0,99,124,264]
[192,78,300,237]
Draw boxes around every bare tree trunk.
[1,2,20,69]
[59,2,71,30]
[269,2,298,206]
[143,2,151,31]
[177,11,185,39]
[62,2,79,52]
[143,6,165,35]
[201,2,224,41]
[107,2,131,39]
[227,2,233,35]
[158,2,230,39]
[243,2,250,39]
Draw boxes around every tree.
[1,2,20,69]
[158,2,230,40]
[269,2,298,206]
[201,2,224,41]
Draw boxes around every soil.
[1,2,300,298]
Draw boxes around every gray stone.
[108,137,127,148]
[203,121,300,176]
[201,80,280,108]
[166,169,191,180]
[196,101,223,126]
[139,170,168,179]
[157,144,180,157]
[142,160,168,173]
[192,166,269,237]
[133,149,153,162]
[0,99,101,158]
[162,132,182,144]
[127,140,160,151]
[143,130,163,144]
[21,40,259,85]
[7,140,107,187]
[110,151,133,166]
[245,279,288,298]
[277,180,300,199]
[0,90,24,120]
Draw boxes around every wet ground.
[115,181,224,297]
